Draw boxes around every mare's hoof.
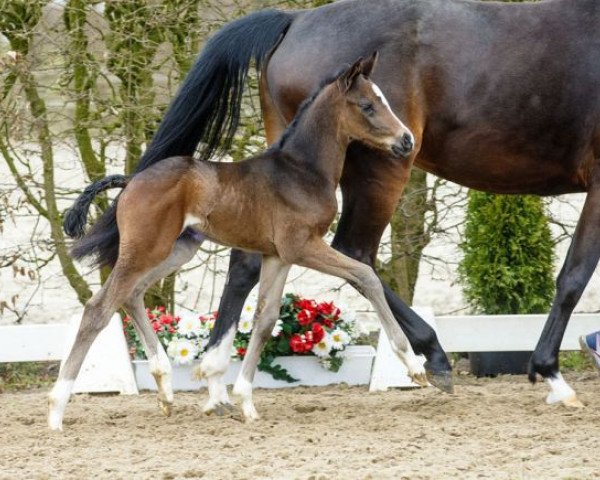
[426,369,455,394]
[546,392,584,409]
[562,395,585,409]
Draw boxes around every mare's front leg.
[196,250,262,415]
[295,238,427,385]
[232,256,291,421]
[529,185,600,407]
[336,143,453,392]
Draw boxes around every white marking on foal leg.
[391,341,428,387]
[196,327,236,414]
[545,372,584,408]
[232,376,259,422]
[150,345,174,416]
[203,376,232,415]
[48,380,74,431]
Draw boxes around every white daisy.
[240,299,257,323]
[238,316,253,334]
[167,339,199,365]
[271,319,283,337]
[312,334,333,358]
[238,299,257,333]
[177,312,203,337]
[330,329,351,350]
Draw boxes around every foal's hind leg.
[232,256,290,421]
[123,237,200,416]
[48,261,151,430]
[295,238,428,385]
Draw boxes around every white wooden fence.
[1,313,598,363]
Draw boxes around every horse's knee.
[353,265,382,298]
[331,242,375,267]
[555,271,586,311]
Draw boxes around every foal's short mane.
[271,67,346,151]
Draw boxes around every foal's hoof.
[410,372,429,388]
[158,399,173,417]
[426,369,455,394]
[203,401,235,417]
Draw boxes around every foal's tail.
[67,9,295,268]
[63,175,128,262]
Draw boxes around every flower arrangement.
[123,294,358,381]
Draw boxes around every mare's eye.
[360,103,374,115]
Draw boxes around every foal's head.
[334,52,414,158]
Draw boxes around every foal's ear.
[337,57,363,93]
[360,51,379,78]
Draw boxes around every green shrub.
[458,192,555,314]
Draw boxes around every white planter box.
[132,345,375,391]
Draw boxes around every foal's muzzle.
[391,133,414,158]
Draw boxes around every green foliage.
[0,362,58,392]
[559,351,594,372]
[459,192,555,314]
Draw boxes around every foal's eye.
[360,103,374,115]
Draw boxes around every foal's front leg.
[196,250,261,415]
[232,256,290,421]
[296,238,428,385]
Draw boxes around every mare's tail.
[65,9,295,268]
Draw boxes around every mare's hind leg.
[295,238,427,385]
[232,256,290,421]
[123,237,200,416]
[529,186,600,407]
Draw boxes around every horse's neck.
[280,92,348,185]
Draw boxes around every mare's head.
[334,52,414,158]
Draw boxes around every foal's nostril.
[401,133,414,151]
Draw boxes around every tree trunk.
[378,168,429,304]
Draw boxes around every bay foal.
[49,54,423,429]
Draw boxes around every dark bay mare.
[64,0,600,407]
[50,56,422,429]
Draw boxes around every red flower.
[317,301,340,320]
[237,347,247,357]
[312,322,325,343]
[160,314,175,325]
[123,315,130,325]
[168,326,176,334]
[147,311,155,320]
[322,318,334,329]
[157,306,166,313]
[152,322,162,333]
[290,334,305,353]
[289,334,313,353]
[296,299,317,311]
[297,309,315,326]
